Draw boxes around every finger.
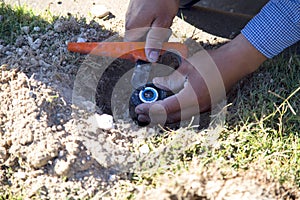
[153,71,186,92]
[145,23,172,62]
[136,80,205,124]
[124,27,150,42]
[152,59,191,92]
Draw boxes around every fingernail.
[148,50,159,62]
[138,115,150,123]
[153,77,159,84]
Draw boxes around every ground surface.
[0,0,299,199]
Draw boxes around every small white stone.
[84,113,114,131]
[109,174,116,182]
[5,51,12,56]
[28,37,42,50]
[77,37,87,43]
[96,114,114,130]
[58,150,64,157]
[54,160,70,176]
[139,144,150,154]
[90,5,110,18]
[65,142,80,155]
[21,26,30,34]
[16,48,24,55]
[14,172,26,180]
[33,26,41,32]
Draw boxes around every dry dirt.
[0,0,298,199]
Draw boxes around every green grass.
[0,2,51,43]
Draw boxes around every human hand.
[135,50,226,125]
[134,34,267,125]
[125,0,179,62]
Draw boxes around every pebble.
[19,131,34,145]
[16,48,24,55]
[77,37,87,43]
[108,174,116,182]
[90,5,110,18]
[57,125,63,131]
[0,146,7,161]
[54,159,70,176]
[39,60,51,68]
[14,171,27,180]
[139,144,150,154]
[32,38,42,50]
[21,26,30,34]
[29,151,52,168]
[33,26,41,32]
[53,21,63,32]
[85,113,114,131]
[65,142,80,155]
[58,150,64,157]
[5,51,12,56]
[30,58,39,66]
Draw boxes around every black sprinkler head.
[129,83,173,126]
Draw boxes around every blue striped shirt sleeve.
[241,0,300,58]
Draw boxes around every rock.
[139,144,150,154]
[53,21,63,32]
[77,37,87,43]
[39,60,51,68]
[54,159,71,176]
[19,130,34,145]
[33,26,41,32]
[90,5,110,18]
[28,140,60,168]
[84,113,114,131]
[65,142,80,155]
[14,171,27,180]
[27,37,42,50]
[109,174,116,182]
[29,151,53,168]
[21,26,30,34]
[30,58,39,66]
[15,36,25,47]
[16,48,24,56]
[0,146,7,162]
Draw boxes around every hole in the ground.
[57,1,62,5]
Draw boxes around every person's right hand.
[125,0,179,62]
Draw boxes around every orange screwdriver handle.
[67,42,188,62]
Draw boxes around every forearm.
[209,34,267,93]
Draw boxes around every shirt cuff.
[241,0,300,58]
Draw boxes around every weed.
[0,3,49,43]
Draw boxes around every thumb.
[153,59,192,92]
[153,70,186,92]
[145,26,172,62]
